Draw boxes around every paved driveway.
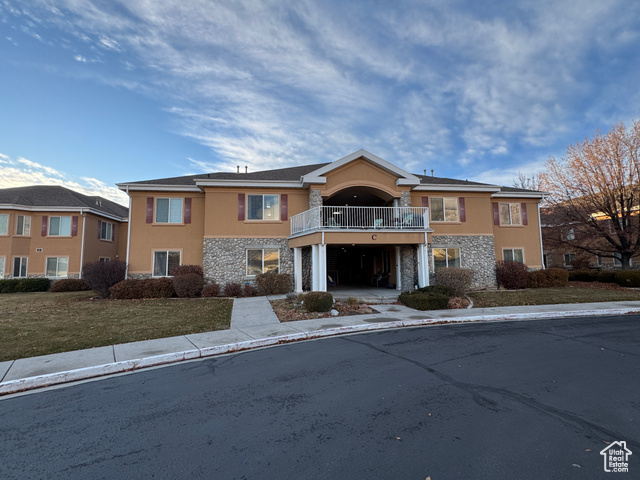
[1,315,639,479]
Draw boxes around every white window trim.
[246,194,280,221]
[502,248,525,263]
[152,250,182,277]
[431,246,461,270]
[0,256,5,279]
[245,248,280,277]
[100,221,114,241]
[46,256,69,279]
[16,214,32,236]
[0,214,9,236]
[13,256,28,278]
[99,257,111,263]
[429,197,459,223]
[499,203,522,226]
[155,198,183,224]
[563,253,576,266]
[49,216,72,236]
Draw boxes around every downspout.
[538,200,545,269]
[79,208,86,279]
[125,186,132,279]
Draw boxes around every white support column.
[395,246,402,291]
[319,243,327,292]
[311,244,319,291]
[294,247,303,293]
[417,244,429,288]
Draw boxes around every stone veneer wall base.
[429,235,497,288]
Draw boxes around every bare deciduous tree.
[513,171,541,191]
[540,120,640,269]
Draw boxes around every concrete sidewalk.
[2,298,640,396]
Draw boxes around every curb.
[2,307,638,396]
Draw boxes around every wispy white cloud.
[0,153,128,205]
[74,54,86,62]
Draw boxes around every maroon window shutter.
[422,196,429,207]
[280,194,288,221]
[184,198,192,224]
[41,216,48,236]
[238,194,245,221]
[459,197,466,222]
[521,203,528,225]
[71,216,78,237]
[493,203,500,225]
[146,197,154,224]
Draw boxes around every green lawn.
[469,286,640,308]
[0,291,232,362]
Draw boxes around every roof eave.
[195,179,305,188]
[0,204,128,222]
[491,191,546,199]
[413,185,501,193]
[117,183,201,192]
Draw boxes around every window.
[153,251,181,276]
[16,215,31,236]
[247,194,279,220]
[612,253,631,267]
[503,248,524,263]
[99,257,111,263]
[0,257,4,279]
[46,257,69,278]
[100,221,113,241]
[564,253,576,266]
[430,198,458,222]
[432,247,461,270]
[246,248,279,275]
[49,216,71,236]
[155,198,183,223]
[0,214,8,235]
[13,257,27,278]
[499,203,522,225]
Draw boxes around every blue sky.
[1,0,639,206]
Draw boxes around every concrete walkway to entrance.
[2,297,640,396]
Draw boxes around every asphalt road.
[1,315,639,480]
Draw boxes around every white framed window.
[430,198,458,222]
[0,214,8,235]
[246,248,279,276]
[16,215,31,236]
[46,257,69,278]
[0,257,5,279]
[499,203,522,225]
[13,257,28,278]
[100,221,113,241]
[503,248,524,263]
[49,216,72,236]
[153,251,181,276]
[99,257,111,263]
[155,198,183,224]
[563,253,576,266]
[432,247,461,270]
[247,194,279,220]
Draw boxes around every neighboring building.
[118,150,544,292]
[0,186,128,279]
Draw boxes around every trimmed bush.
[568,269,600,282]
[527,268,569,288]
[495,261,529,289]
[303,291,333,312]
[50,279,90,292]
[614,271,640,288]
[110,279,145,299]
[142,278,175,298]
[399,290,450,310]
[255,272,292,295]
[82,260,127,298]
[223,282,243,297]
[171,265,204,277]
[417,285,455,296]
[202,283,221,297]
[0,279,21,294]
[172,273,204,298]
[243,284,258,297]
[0,279,50,293]
[435,268,474,296]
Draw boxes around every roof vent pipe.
[237,166,240,173]
[423,169,426,175]
[431,169,434,177]
[245,166,248,173]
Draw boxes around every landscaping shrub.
[303,291,333,312]
[201,283,221,297]
[110,279,145,299]
[0,279,49,293]
[223,282,243,297]
[527,268,569,288]
[172,273,204,298]
[495,261,529,289]
[417,285,455,297]
[171,265,204,277]
[614,270,640,288]
[50,279,90,292]
[568,269,600,282]
[82,260,126,298]
[435,268,474,296]
[142,278,175,298]
[243,284,258,297]
[0,279,21,294]
[399,290,450,310]
[255,272,292,295]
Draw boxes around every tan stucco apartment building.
[0,186,128,279]
[118,150,544,292]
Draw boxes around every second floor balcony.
[290,206,430,236]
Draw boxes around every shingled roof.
[0,186,129,219]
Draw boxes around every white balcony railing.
[290,206,429,236]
